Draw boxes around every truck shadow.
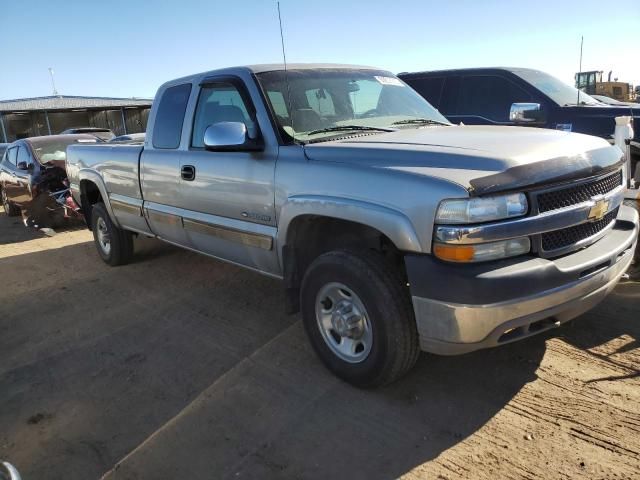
[0,208,86,245]
[0,237,637,479]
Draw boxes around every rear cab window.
[152,83,193,149]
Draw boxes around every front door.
[177,78,279,275]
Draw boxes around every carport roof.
[0,95,152,112]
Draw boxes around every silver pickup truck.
[67,64,638,387]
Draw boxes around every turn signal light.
[433,237,531,263]
[432,244,475,262]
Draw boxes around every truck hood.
[303,125,624,195]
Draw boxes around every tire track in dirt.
[401,333,640,480]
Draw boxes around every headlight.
[436,193,528,224]
[433,238,531,263]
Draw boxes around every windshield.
[256,68,450,143]
[30,138,97,164]
[512,69,600,106]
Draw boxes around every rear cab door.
[140,82,192,246]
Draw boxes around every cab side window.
[191,83,254,148]
[152,83,192,149]
[459,75,532,122]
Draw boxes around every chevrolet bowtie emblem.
[588,198,609,221]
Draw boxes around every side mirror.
[510,103,544,123]
[203,122,263,152]
[16,161,32,171]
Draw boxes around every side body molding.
[277,195,423,265]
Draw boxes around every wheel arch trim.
[277,195,423,268]
[75,170,120,227]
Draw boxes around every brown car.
[0,135,96,227]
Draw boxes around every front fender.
[277,195,423,262]
[74,169,120,227]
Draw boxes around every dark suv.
[399,67,639,161]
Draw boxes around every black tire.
[1,187,20,216]
[300,249,420,388]
[91,202,134,266]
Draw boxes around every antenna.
[48,67,59,96]
[576,36,583,106]
[277,1,296,142]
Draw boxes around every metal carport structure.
[0,95,152,142]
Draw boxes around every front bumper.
[406,204,639,355]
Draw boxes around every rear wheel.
[91,202,134,266]
[1,188,20,216]
[300,249,420,388]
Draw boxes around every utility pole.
[48,67,59,96]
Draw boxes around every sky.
[1,0,639,100]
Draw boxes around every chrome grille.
[540,208,618,252]
[537,170,622,213]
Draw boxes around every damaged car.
[0,135,96,227]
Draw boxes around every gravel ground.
[0,207,638,480]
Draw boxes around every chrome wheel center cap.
[331,301,364,338]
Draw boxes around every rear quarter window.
[152,83,193,149]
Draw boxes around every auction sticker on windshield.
[375,76,404,87]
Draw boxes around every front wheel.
[91,202,134,266]
[1,188,20,217]
[300,250,419,388]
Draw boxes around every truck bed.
[66,143,144,202]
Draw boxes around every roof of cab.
[398,67,537,78]
[160,63,387,88]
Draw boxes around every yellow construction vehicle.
[575,70,635,102]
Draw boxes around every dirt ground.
[0,208,639,480]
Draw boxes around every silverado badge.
[588,198,609,222]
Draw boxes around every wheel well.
[282,215,406,313]
[80,180,103,230]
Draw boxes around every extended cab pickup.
[66,64,638,387]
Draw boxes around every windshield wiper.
[391,118,449,126]
[307,125,395,135]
